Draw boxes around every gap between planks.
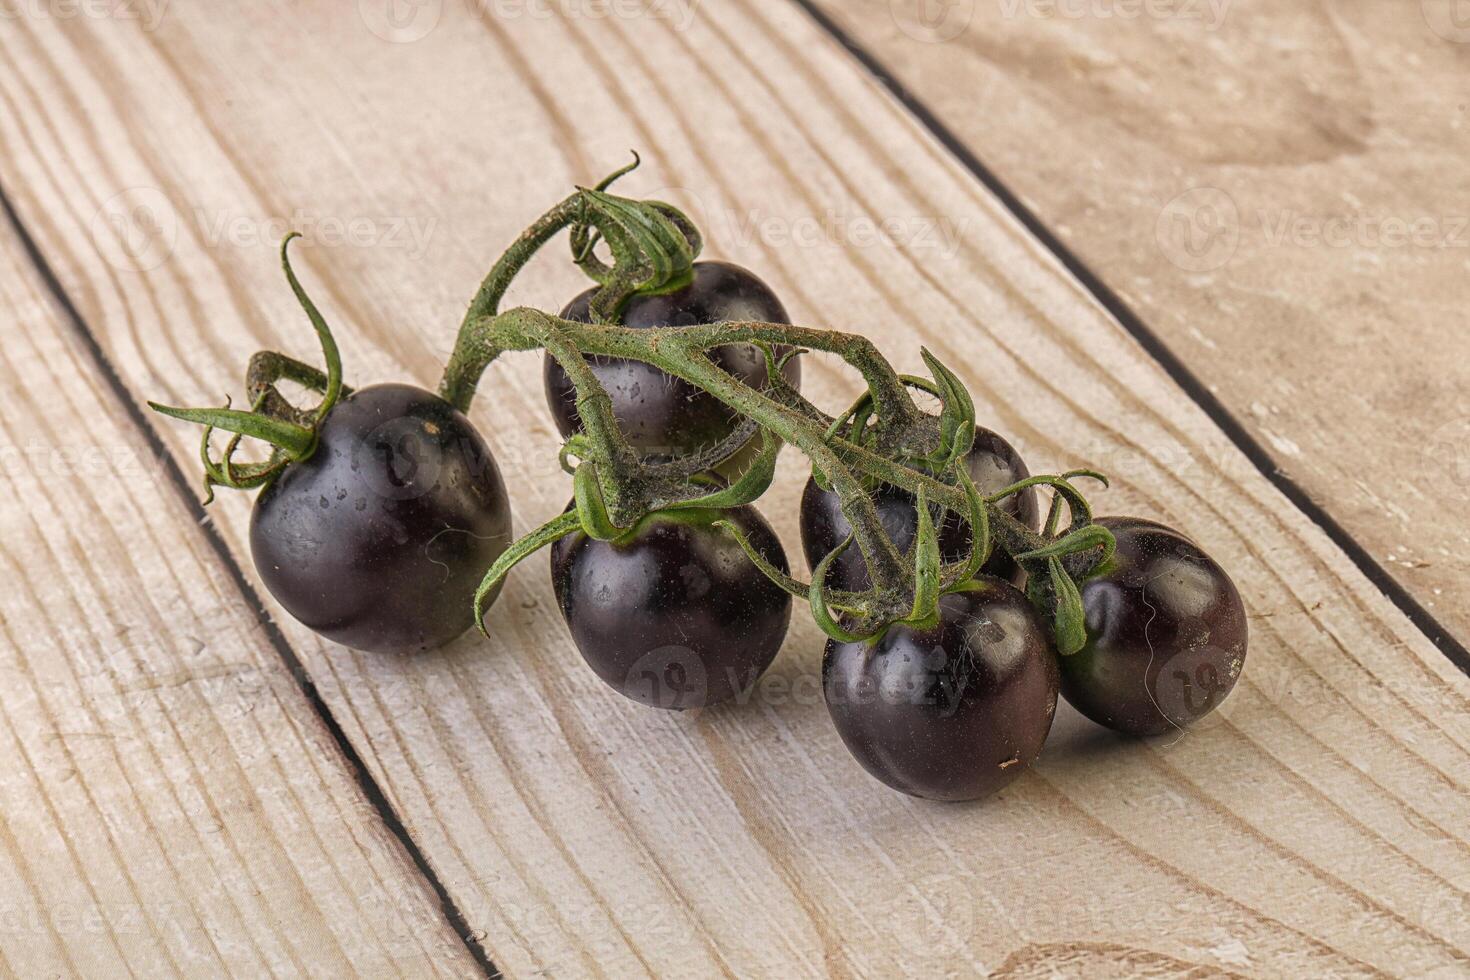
[0,181,504,980]
[0,3,1464,975]
[786,0,1470,681]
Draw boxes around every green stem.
[631,319,922,436]
[441,169,705,413]
[455,308,1068,592]
[444,282,1114,643]
[540,324,640,521]
[441,196,583,412]
[674,345,908,588]
[471,307,915,586]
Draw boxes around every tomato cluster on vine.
[152,160,1248,802]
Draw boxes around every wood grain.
[0,2,1466,976]
[809,0,1470,644]
[0,225,479,974]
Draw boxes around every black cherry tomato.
[543,260,800,464]
[250,383,512,655]
[799,427,1039,589]
[1059,517,1248,735]
[823,577,1059,801]
[550,504,792,709]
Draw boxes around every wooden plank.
[0,2,1467,975]
[0,228,480,973]
[805,0,1470,645]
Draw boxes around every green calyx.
[148,233,348,502]
[903,486,942,628]
[1002,471,1114,655]
[569,153,702,310]
[470,425,787,621]
[808,540,873,645]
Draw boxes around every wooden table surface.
[1,3,1466,977]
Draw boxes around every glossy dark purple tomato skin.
[799,428,1040,589]
[824,578,1059,801]
[543,260,801,461]
[1059,517,1248,736]
[249,384,512,655]
[550,505,792,710]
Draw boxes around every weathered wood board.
[0,2,1465,976]
[812,0,1470,644]
[0,222,478,974]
